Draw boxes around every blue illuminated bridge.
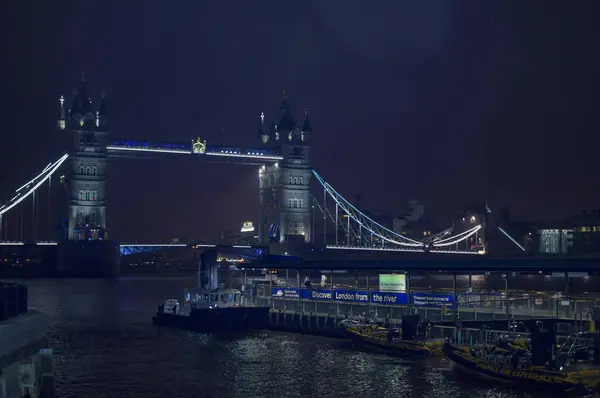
[0,146,528,257]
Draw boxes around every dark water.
[16,278,575,397]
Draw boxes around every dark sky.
[1,0,599,243]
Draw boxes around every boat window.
[210,294,217,302]
[227,294,233,302]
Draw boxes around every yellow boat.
[443,320,600,394]
[340,315,443,357]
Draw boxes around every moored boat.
[152,287,271,332]
[443,319,600,394]
[152,250,271,333]
[341,314,443,356]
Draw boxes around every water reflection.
[3,278,579,397]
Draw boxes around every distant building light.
[241,221,255,233]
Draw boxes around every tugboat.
[341,314,443,356]
[152,250,271,332]
[443,319,600,393]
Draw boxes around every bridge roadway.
[261,253,600,273]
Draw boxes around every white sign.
[379,274,406,292]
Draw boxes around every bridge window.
[85,166,91,175]
[79,165,85,175]
[91,191,97,201]
[77,211,84,224]
[288,216,303,235]
[298,176,304,185]
[288,176,293,184]
[91,211,97,226]
[287,198,304,208]
[78,191,84,200]
[85,191,91,201]
[92,166,97,175]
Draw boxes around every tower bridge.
[0,74,529,276]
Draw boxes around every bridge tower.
[56,73,119,276]
[258,92,312,245]
[59,73,109,240]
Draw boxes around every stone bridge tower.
[258,92,313,245]
[56,73,119,277]
[58,73,109,241]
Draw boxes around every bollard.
[19,357,39,398]
[39,348,55,397]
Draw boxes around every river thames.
[18,277,574,397]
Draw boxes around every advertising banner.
[333,289,369,303]
[379,274,406,292]
[271,288,300,299]
[371,291,408,305]
[301,289,332,301]
[411,292,453,307]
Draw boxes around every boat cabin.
[184,288,242,309]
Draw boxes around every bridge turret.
[67,72,96,128]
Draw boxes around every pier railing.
[0,282,28,322]
[251,284,597,327]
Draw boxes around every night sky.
[1,1,599,243]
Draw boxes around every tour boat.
[443,320,600,394]
[340,314,443,356]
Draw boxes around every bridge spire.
[301,108,312,142]
[277,89,296,132]
[58,95,66,130]
[96,90,107,127]
[258,111,269,144]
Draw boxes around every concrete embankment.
[1,283,54,397]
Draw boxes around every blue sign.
[301,289,333,301]
[371,291,408,305]
[411,292,453,307]
[272,288,299,299]
[333,289,369,303]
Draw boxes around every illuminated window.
[79,165,84,174]
[85,166,91,175]
[92,166,97,175]
[298,176,304,184]
[288,176,293,184]
[78,191,84,200]
[85,191,91,201]
[91,191,97,201]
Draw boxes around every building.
[219,222,259,245]
[536,211,600,255]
